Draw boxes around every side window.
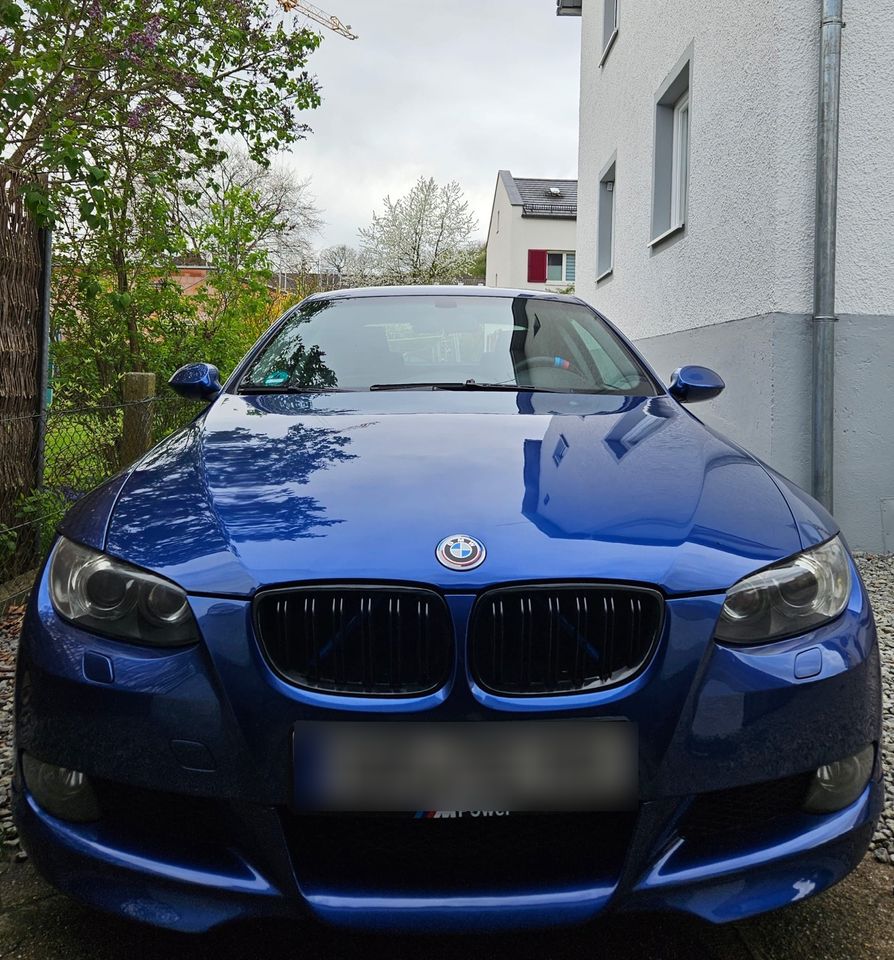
[571,318,640,389]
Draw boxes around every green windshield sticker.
[263,370,290,386]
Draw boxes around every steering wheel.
[514,356,583,377]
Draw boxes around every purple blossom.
[126,14,162,55]
[126,101,151,129]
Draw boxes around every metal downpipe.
[812,0,844,512]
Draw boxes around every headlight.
[715,535,851,644]
[48,537,198,647]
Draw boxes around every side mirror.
[668,365,725,403]
[168,363,223,402]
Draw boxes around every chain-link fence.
[0,388,196,611]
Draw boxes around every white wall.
[485,180,516,289]
[575,0,894,338]
[512,215,578,293]
[576,0,808,338]
[835,1,894,315]
[486,179,577,291]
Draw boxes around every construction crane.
[279,0,358,39]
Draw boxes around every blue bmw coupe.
[14,287,882,932]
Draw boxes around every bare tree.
[173,150,323,274]
[319,244,373,289]
[319,244,350,287]
[359,177,478,285]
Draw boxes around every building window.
[650,49,692,246]
[671,92,690,230]
[547,251,576,283]
[600,0,619,66]
[597,158,616,280]
[528,249,575,284]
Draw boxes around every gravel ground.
[0,555,891,862]
[0,605,19,859]
[854,553,894,862]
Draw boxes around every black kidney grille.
[254,587,452,696]
[470,586,663,695]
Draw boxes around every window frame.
[597,155,617,282]
[670,91,690,231]
[649,45,693,249]
[599,0,619,67]
[546,251,576,284]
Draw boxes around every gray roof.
[498,170,577,219]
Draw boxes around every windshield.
[239,294,658,396]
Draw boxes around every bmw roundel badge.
[436,534,486,571]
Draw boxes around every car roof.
[303,285,584,304]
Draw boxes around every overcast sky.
[283,0,581,253]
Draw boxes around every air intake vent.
[678,772,814,839]
[254,587,452,696]
[469,585,663,696]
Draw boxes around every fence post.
[120,372,156,467]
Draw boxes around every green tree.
[469,242,487,280]
[0,0,321,222]
[51,174,300,408]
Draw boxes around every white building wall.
[486,180,577,292]
[576,0,894,335]
[511,215,578,293]
[485,182,516,289]
[576,0,821,338]
[835,0,894,315]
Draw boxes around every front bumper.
[13,565,883,933]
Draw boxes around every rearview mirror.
[168,363,223,402]
[668,365,725,403]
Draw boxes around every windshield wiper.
[369,381,567,393]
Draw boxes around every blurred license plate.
[293,721,637,812]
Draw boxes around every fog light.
[803,745,875,814]
[21,753,100,823]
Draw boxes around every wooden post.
[120,372,156,467]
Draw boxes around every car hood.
[83,392,814,596]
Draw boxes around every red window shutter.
[527,249,547,283]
